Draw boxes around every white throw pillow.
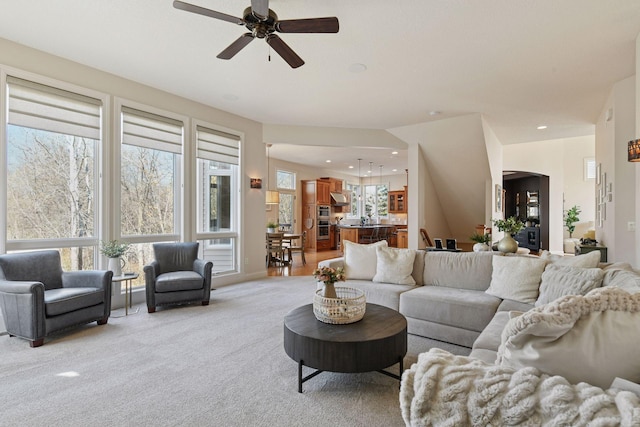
[343,240,388,280]
[498,287,640,389]
[539,250,601,268]
[373,246,416,285]
[535,265,604,307]
[485,255,547,304]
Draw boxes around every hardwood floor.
[267,249,342,277]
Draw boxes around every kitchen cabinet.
[396,229,408,248]
[330,225,336,249]
[389,186,407,213]
[317,180,331,205]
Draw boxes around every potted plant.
[564,205,581,238]
[469,232,491,252]
[100,240,131,276]
[492,216,524,253]
[266,220,279,233]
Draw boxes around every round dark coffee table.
[283,303,407,392]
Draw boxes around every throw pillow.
[485,255,547,304]
[497,287,640,389]
[372,246,416,285]
[539,250,601,268]
[343,240,388,280]
[603,269,640,294]
[535,265,604,307]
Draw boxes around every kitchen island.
[339,224,398,247]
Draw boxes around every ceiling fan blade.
[266,34,304,68]
[217,33,255,60]
[173,0,244,25]
[276,17,339,33]
[251,0,269,20]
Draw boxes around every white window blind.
[7,76,102,140]
[197,125,240,165]
[122,106,183,154]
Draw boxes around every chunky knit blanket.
[400,348,640,426]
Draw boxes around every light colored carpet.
[0,277,469,427]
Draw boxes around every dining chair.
[287,231,306,265]
[266,232,286,267]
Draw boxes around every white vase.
[108,257,123,277]
[473,243,491,252]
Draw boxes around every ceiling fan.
[173,0,339,68]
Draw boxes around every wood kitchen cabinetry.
[317,180,331,205]
[389,186,407,213]
[396,229,408,248]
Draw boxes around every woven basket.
[313,286,366,324]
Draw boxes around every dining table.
[266,232,303,266]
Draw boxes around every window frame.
[192,119,243,275]
[1,68,109,258]
[114,98,185,246]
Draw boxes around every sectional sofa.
[319,240,640,425]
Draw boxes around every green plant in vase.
[469,232,491,252]
[492,216,524,253]
[266,220,279,233]
[100,240,131,276]
[564,205,581,238]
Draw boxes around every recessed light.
[348,63,367,73]
[537,125,547,130]
[391,151,398,155]
[326,160,331,163]
[348,165,354,169]
[392,169,398,172]
[429,111,441,116]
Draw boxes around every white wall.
[503,136,595,253]
[595,75,636,265]
[390,114,492,245]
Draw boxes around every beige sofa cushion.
[343,240,387,280]
[603,268,640,294]
[373,246,416,285]
[423,251,495,291]
[535,265,604,307]
[539,250,601,268]
[485,255,548,304]
[497,287,640,389]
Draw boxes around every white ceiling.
[0,0,638,175]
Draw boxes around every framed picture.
[446,239,457,250]
[596,163,601,185]
[434,238,443,250]
[495,184,502,212]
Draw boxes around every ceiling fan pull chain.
[268,44,271,62]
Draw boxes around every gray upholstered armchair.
[0,250,113,347]
[144,242,213,313]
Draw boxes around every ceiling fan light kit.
[173,0,339,68]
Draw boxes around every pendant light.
[265,144,279,204]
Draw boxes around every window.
[277,170,295,231]
[120,106,182,237]
[196,124,240,274]
[346,183,360,218]
[6,76,102,269]
[277,170,296,190]
[346,182,388,219]
[584,157,596,181]
[364,184,389,218]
